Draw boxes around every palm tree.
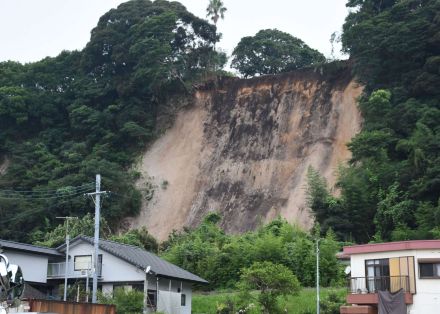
[206,0,227,27]
[206,0,226,72]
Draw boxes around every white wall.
[66,242,145,282]
[3,249,48,283]
[350,249,440,314]
[67,241,194,314]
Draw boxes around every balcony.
[47,262,102,279]
[346,276,413,305]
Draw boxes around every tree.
[206,0,227,27]
[231,29,325,77]
[238,261,301,314]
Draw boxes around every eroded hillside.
[130,66,363,240]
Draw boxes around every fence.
[348,276,410,294]
[29,299,116,314]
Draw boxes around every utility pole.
[316,238,320,314]
[56,216,78,302]
[85,174,108,303]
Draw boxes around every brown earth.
[130,65,363,240]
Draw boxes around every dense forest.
[308,0,440,243]
[0,0,224,241]
[0,0,439,247]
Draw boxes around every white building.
[0,236,207,314]
[341,240,440,314]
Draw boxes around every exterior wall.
[350,248,440,314]
[66,241,194,314]
[3,249,49,283]
[66,242,144,282]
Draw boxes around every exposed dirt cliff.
[130,65,363,240]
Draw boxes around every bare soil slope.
[131,66,363,240]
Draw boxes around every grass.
[192,287,345,314]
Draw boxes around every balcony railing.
[348,276,410,294]
[47,262,102,278]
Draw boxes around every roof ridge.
[80,235,149,250]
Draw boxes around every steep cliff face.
[130,66,363,240]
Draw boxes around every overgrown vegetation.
[308,0,440,243]
[0,0,225,242]
[161,213,343,290]
[192,288,345,314]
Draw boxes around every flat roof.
[343,240,440,255]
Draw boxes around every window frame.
[419,261,440,279]
[181,293,186,307]
[74,255,92,271]
[73,254,102,271]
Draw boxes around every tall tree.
[206,0,227,27]
[231,29,325,77]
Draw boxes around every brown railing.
[348,276,410,294]
[29,299,115,314]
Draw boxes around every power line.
[0,182,95,195]
[0,183,95,200]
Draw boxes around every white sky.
[0,0,349,64]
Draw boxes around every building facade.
[341,240,440,314]
[0,236,207,314]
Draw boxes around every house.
[0,236,207,314]
[341,240,440,314]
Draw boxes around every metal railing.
[47,262,102,278]
[348,276,410,294]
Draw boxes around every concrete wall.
[350,249,440,314]
[3,249,49,283]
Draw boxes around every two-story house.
[0,236,207,314]
[341,240,440,314]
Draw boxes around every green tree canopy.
[231,29,325,77]
[0,0,223,242]
[238,261,301,314]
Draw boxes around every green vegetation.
[161,214,343,290]
[308,0,440,243]
[0,0,224,242]
[98,288,143,314]
[231,29,325,77]
[238,261,301,314]
[192,288,345,314]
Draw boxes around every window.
[74,255,102,271]
[74,255,92,270]
[181,294,186,306]
[419,262,440,279]
[147,290,157,307]
[365,259,390,292]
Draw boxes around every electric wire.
[0,182,95,195]
[0,183,95,200]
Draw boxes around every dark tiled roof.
[0,239,62,257]
[64,236,207,284]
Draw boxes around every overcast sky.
[0,0,349,64]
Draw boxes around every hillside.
[129,66,363,240]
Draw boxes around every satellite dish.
[344,266,351,275]
[145,266,151,274]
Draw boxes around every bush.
[238,261,301,314]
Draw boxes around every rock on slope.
[130,65,363,240]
